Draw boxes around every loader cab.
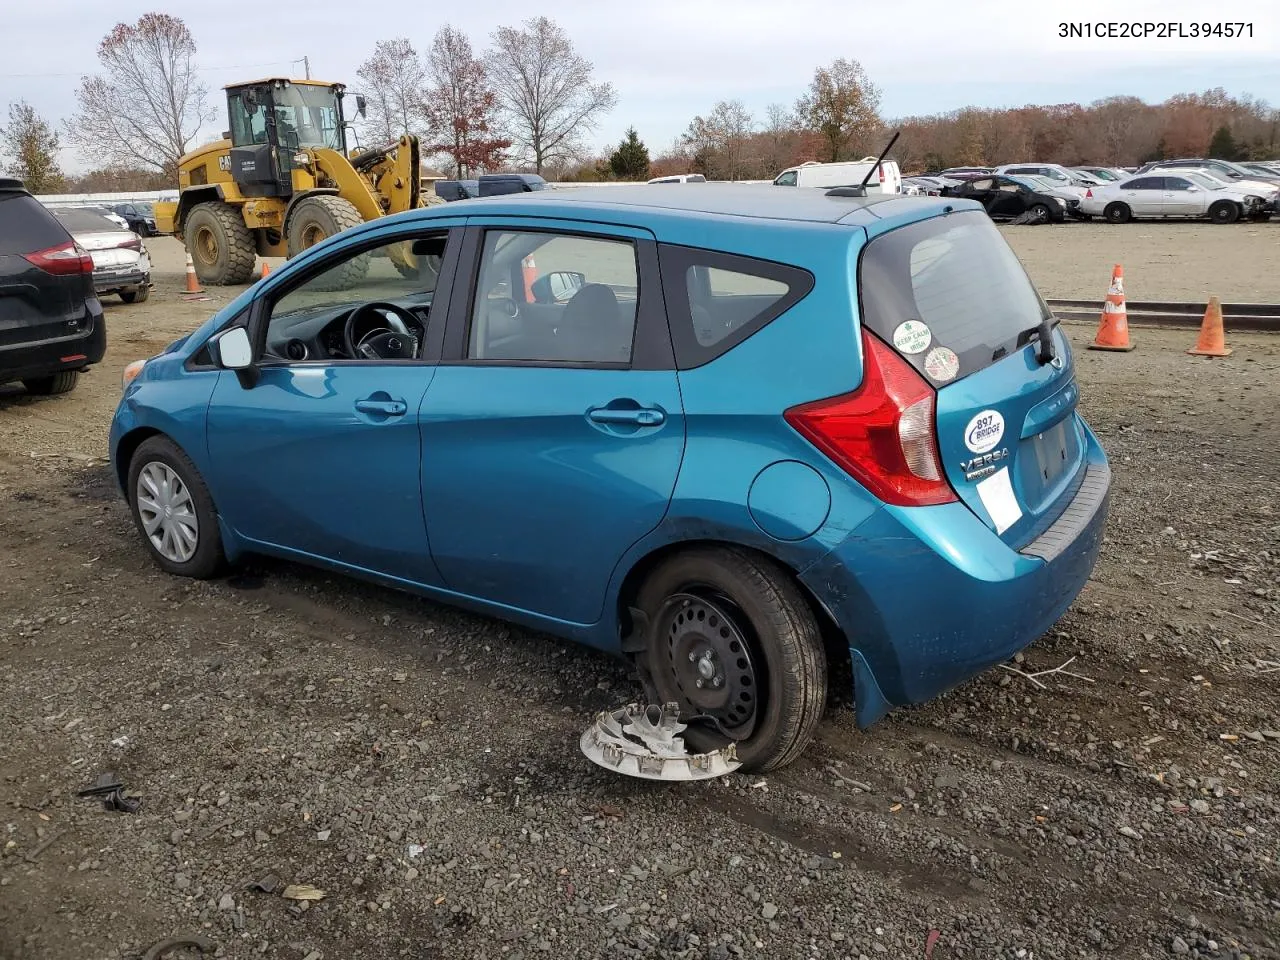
[224,79,354,198]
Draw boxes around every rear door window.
[858,210,1049,384]
[0,194,73,255]
[658,244,813,368]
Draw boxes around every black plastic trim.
[1019,462,1111,563]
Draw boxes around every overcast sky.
[3,0,1277,173]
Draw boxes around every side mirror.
[356,95,367,118]
[531,270,586,304]
[214,327,253,369]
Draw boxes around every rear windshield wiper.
[1016,313,1062,365]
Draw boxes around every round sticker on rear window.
[892,320,931,355]
[923,346,959,383]
[964,409,1005,453]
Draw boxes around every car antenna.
[826,131,900,198]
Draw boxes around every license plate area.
[1029,419,1071,488]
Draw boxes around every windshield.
[273,84,344,150]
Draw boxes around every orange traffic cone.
[260,260,270,279]
[183,252,204,294]
[521,254,537,302]
[1187,296,1231,357]
[1088,264,1135,352]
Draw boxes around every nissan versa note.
[109,185,1110,771]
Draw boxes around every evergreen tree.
[608,127,650,180]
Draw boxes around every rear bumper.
[800,422,1110,727]
[0,299,106,383]
[93,269,149,294]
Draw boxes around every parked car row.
[912,157,1280,225]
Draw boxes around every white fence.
[34,180,774,209]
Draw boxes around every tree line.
[2,12,1276,192]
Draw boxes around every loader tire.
[184,202,255,286]
[286,196,369,291]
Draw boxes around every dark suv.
[0,179,106,395]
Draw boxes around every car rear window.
[858,210,1049,385]
[0,193,73,255]
[53,209,122,233]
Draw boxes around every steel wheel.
[657,590,761,739]
[135,461,199,564]
[636,547,828,772]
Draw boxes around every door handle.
[588,407,665,426]
[355,398,407,416]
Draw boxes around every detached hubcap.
[136,462,198,563]
[660,593,759,738]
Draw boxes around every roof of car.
[0,178,28,192]
[431,183,946,227]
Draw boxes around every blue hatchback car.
[110,185,1110,771]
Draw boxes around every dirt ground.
[0,228,1277,960]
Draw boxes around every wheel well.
[176,187,226,234]
[616,540,852,691]
[113,427,163,492]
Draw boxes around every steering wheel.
[343,301,420,360]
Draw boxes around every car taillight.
[1085,188,1093,198]
[878,165,885,183]
[23,241,94,276]
[784,330,957,507]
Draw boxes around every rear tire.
[1104,202,1132,224]
[636,547,827,772]
[22,371,79,395]
[184,202,255,286]
[286,196,369,291]
[1209,200,1239,224]
[120,284,149,303]
[127,436,225,579]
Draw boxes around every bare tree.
[485,17,617,173]
[796,58,882,162]
[356,38,430,144]
[66,13,211,177]
[683,100,756,180]
[423,25,509,177]
[1,101,64,192]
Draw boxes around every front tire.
[184,202,255,285]
[22,370,79,395]
[127,436,225,579]
[1209,200,1240,225]
[1104,202,1132,224]
[636,547,827,772]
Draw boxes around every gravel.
[0,238,1277,959]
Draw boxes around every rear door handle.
[588,407,665,426]
[355,398,407,416]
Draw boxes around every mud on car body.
[109,184,1109,771]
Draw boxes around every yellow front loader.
[155,78,431,287]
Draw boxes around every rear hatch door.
[859,209,1085,546]
[0,192,83,350]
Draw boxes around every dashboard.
[265,300,430,362]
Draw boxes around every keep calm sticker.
[923,346,959,383]
[892,320,931,355]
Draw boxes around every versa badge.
[961,447,1008,481]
